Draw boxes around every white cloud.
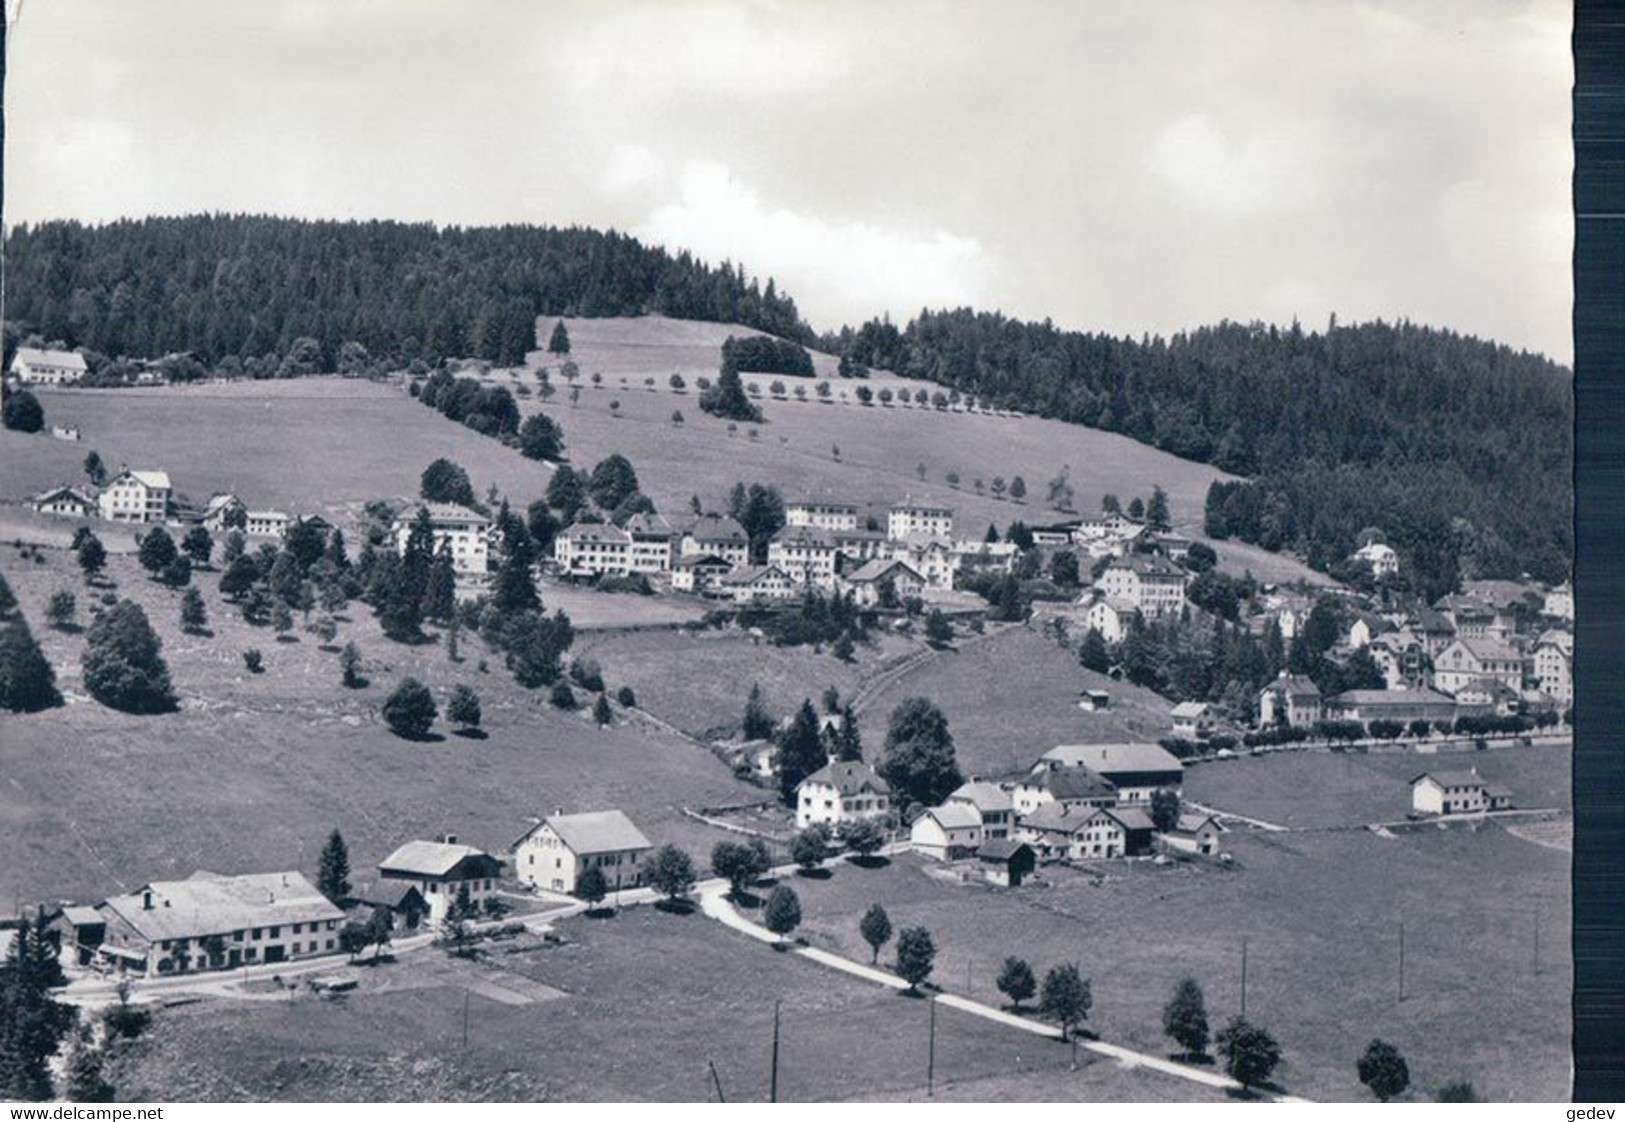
[1146,113,1318,217]
[635,160,991,324]
[601,144,668,196]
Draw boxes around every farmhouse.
[30,485,97,518]
[910,803,983,860]
[1257,671,1324,727]
[1327,688,1459,725]
[671,552,733,594]
[93,870,344,977]
[1153,534,1193,562]
[97,468,172,524]
[1037,743,1184,805]
[512,810,652,895]
[1534,630,1573,705]
[841,557,926,607]
[888,500,955,541]
[1435,595,1511,641]
[1162,812,1224,856]
[1073,512,1144,542]
[786,498,861,532]
[1093,554,1188,620]
[624,512,676,574]
[1410,770,1493,816]
[1007,764,1117,816]
[395,503,493,576]
[679,514,751,568]
[947,780,1014,839]
[768,525,840,589]
[48,906,107,967]
[1170,701,1214,739]
[795,761,892,830]
[377,837,503,921]
[555,523,633,577]
[342,881,430,933]
[245,509,290,538]
[1434,638,1524,696]
[201,493,248,533]
[10,346,87,385]
[977,839,1037,887]
[1018,804,1153,860]
[719,564,797,603]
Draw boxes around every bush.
[549,681,578,710]
[242,649,264,673]
[615,685,637,708]
[82,601,176,714]
[382,677,437,739]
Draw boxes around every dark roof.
[978,839,1034,862]
[800,761,890,796]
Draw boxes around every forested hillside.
[2,215,812,369]
[825,310,1572,594]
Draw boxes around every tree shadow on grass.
[731,889,765,910]
[847,854,891,869]
[453,728,489,741]
[393,731,447,744]
[1169,1051,1216,1067]
[583,905,617,919]
[275,634,300,644]
[795,866,833,880]
[653,898,696,916]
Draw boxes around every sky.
[3,0,1573,363]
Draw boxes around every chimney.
[553,807,564,818]
[442,833,458,846]
[142,890,153,911]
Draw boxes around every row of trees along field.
[823,310,1572,597]
[1,216,813,371]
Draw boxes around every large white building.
[786,499,861,532]
[680,514,751,568]
[887,501,955,541]
[395,503,493,575]
[624,513,676,574]
[795,762,892,830]
[98,469,172,524]
[512,810,653,896]
[768,525,841,589]
[554,523,632,577]
[1036,743,1184,805]
[1433,638,1524,696]
[10,347,87,385]
[1534,630,1573,705]
[1093,555,1188,620]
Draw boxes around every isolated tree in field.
[46,590,76,631]
[242,648,264,673]
[420,458,476,507]
[548,320,571,354]
[1047,468,1075,511]
[74,531,106,583]
[841,817,886,860]
[137,526,178,576]
[221,529,246,565]
[1150,788,1181,833]
[180,587,209,634]
[518,413,564,461]
[763,886,802,942]
[924,609,953,648]
[218,553,258,601]
[894,926,936,993]
[82,601,174,714]
[181,525,213,567]
[382,676,437,739]
[2,389,44,433]
[945,471,960,489]
[1216,1017,1282,1092]
[859,904,892,964]
[791,824,831,872]
[1077,627,1112,674]
[741,682,775,740]
[832,631,856,662]
[1357,1039,1410,1102]
[593,692,613,726]
[997,957,1037,1011]
[340,642,364,688]
[161,555,192,588]
[712,840,767,898]
[313,614,338,647]
[1010,476,1027,501]
[0,616,61,713]
[776,699,828,804]
[1162,977,1210,1059]
[447,684,482,733]
[700,365,761,422]
[1041,963,1092,1040]
[271,600,295,638]
[83,450,107,485]
[317,829,351,903]
[643,844,696,904]
[878,697,963,809]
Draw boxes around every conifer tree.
[317,829,351,903]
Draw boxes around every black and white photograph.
[0,0,1588,1107]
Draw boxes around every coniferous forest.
[2,214,1571,592]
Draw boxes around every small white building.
[910,803,983,860]
[245,509,291,539]
[795,761,892,830]
[98,469,172,524]
[1410,770,1492,816]
[1353,541,1400,577]
[1170,701,1214,740]
[1534,630,1573,706]
[396,503,494,575]
[947,781,1014,839]
[377,837,504,921]
[1082,596,1135,644]
[10,346,87,385]
[201,493,248,533]
[786,499,861,532]
[30,485,97,518]
[512,810,653,896]
[887,500,955,541]
[1162,812,1224,856]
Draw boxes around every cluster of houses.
[556,497,1018,605]
[48,811,654,979]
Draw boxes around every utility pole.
[769,1000,781,1103]
[927,996,937,1096]
[1398,922,1406,1002]
[708,1060,726,1103]
[1240,940,1249,1018]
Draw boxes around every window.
[252,928,262,939]
[269,926,280,938]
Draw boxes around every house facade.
[512,810,652,895]
[1083,596,1134,643]
[1326,689,1458,726]
[887,501,955,541]
[245,510,290,538]
[786,500,861,532]
[719,564,797,603]
[624,513,676,574]
[554,523,632,578]
[671,553,733,594]
[1258,672,1324,727]
[396,503,493,575]
[768,526,841,589]
[377,838,503,921]
[1410,771,1490,816]
[1093,555,1188,620]
[1534,631,1573,706]
[947,781,1014,840]
[1353,541,1399,577]
[680,515,751,568]
[1036,743,1184,805]
[910,804,983,860]
[1007,764,1118,817]
[30,485,97,518]
[10,347,87,385]
[795,761,892,830]
[841,558,926,607]
[98,469,172,523]
[1163,812,1225,856]
[1434,638,1524,696]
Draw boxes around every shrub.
[382,677,437,738]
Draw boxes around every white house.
[719,564,797,604]
[624,513,676,574]
[1093,555,1188,620]
[910,803,983,860]
[795,761,892,830]
[1409,770,1490,816]
[30,485,97,518]
[1257,671,1324,727]
[841,558,926,607]
[1036,743,1185,805]
[554,523,633,577]
[1544,582,1574,621]
[680,514,751,568]
[98,469,172,524]
[10,347,87,385]
[1082,596,1135,643]
[1533,631,1573,706]
[93,870,345,977]
[245,509,290,538]
[768,525,841,589]
[1169,701,1214,740]
[1007,764,1117,817]
[396,503,493,576]
[201,493,248,533]
[947,781,1014,840]
[1353,541,1399,577]
[887,500,955,541]
[671,553,733,595]
[1017,803,1147,861]
[887,534,959,591]
[378,837,503,922]
[1162,812,1225,856]
[786,499,861,532]
[512,810,653,896]
[1434,638,1524,696]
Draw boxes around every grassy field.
[778,831,1570,1102]
[106,903,1222,1102]
[1184,743,1572,829]
[0,546,759,907]
[851,624,1174,779]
